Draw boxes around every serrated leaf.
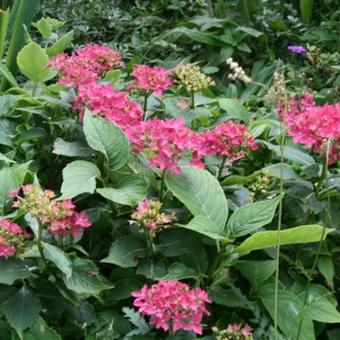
[97,176,147,206]
[101,236,147,268]
[122,307,150,337]
[4,287,41,332]
[236,225,333,256]
[52,138,92,157]
[228,197,280,237]
[42,242,72,278]
[165,166,228,234]
[0,259,33,285]
[83,110,130,170]
[60,160,100,199]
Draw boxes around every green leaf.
[262,163,299,180]
[122,307,151,337]
[218,98,249,123]
[165,166,228,233]
[101,236,147,268]
[52,138,92,157]
[33,17,65,39]
[208,285,251,308]
[4,287,41,332]
[63,258,111,295]
[97,176,147,206]
[182,215,225,240]
[17,42,51,82]
[47,31,74,57]
[0,118,15,146]
[262,141,315,166]
[23,316,62,340]
[235,260,276,286]
[306,297,340,323]
[317,256,334,287]
[137,259,167,279]
[42,242,72,278]
[259,284,315,340]
[237,26,263,37]
[83,110,130,170]
[228,197,280,237]
[0,162,30,209]
[0,62,18,87]
[60,160,100,199]
[300,0,314,24]
[159,263,199,280]
[236,225,333,256]
[168,27,220,46]
[103,69,121,84]
[0,259,32,285]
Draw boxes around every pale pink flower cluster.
[198,121,258,161]
[129,64,173,97]
[227,323,253,338]
[132,280,211,334]
[0,219,28,258]
[281,93,340,163]
[49,44,123,87]
[131,199,176,234]
[10,185,91,237]
[73,83,144,130]
[126,118,204,174]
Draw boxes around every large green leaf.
[47,31,74,57]
[83,110,130,170]
[97,176,147,206]
[165,166,228,234]
[306,298,340,323]
[259,284,315,340]
[60,160,100,199]
[4,287,41,332]
[0,118,15,146]
[63,258,111,295]
[228,197,280,237]
[236,225,333,256]
[101,236,147,268]
[52,138,92,158]
[23,316,62,340]
[0,259,33,285]
[42,242,72,278]
[16,42,51,82]
[218,98,249,123]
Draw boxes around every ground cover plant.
[0,1,339,339]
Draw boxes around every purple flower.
[287,45,307,55]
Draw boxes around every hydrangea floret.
[10,185,91,237]
[212,323,253,340]
[131,199,176,234]
[0,219,28,258]
[132,280,211,334]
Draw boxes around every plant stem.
[37,223,47,270]
[217,155,227,180]
[274,121,285,340]
[295,138,331,340]
[159,170,166,202]
[190,91,195,109]
[143,92,149,117]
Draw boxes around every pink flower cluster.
[198,121,258,161]
[49,44,123,87]
[0,219,28,258]
[10,185,91,237]
[126,118,204,174]
[227,323,253,337]
[73,83,144,130]
[131,199,176,234]
[129,64,173,97]
[281,93,340,163]
[132,280,211,334]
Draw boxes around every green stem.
[159,170,166,202]
[217,155,227,180]
[274,121,285,340]
[37,223,47,269]
[295,138,331,340]
[190,91,195,109]
[143,92,149,117]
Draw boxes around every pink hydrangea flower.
[73,83,144,130]
[0,219,28,258]
[132,280,211,334]
[130,64,173,97]
[198,121,258,161]
[280,93,340,163]
[126,118,204,173]
[49,44,123,88]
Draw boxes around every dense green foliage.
[0,1,339,339]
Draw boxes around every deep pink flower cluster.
[131,199,176,233]
[49,44,123,87]
[10,185,91,238]
[0,219,28,258]
[126,118,204,174]
[73,83,144,130]
[129,64,173,97]
[281,93,340,163]
[132,280,211,334]
[198,121,258,161]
